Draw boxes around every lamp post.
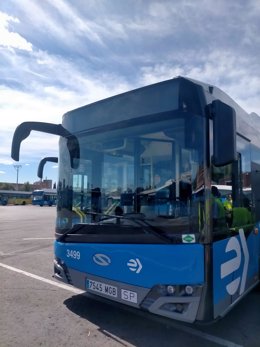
[13,165,22,190]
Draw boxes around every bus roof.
[33,189,57,193]
[0,190,32,195]
[62,76,260,147]
[62,77,196,132]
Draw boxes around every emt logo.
[220,229,249,296]
[93,253,111,266]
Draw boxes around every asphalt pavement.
[0,205,259,347]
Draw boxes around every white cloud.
[0,0,259,183]
[0,12,32,51]
[0,53,132,168]
[138,48,260,115]
[45,0,105,45]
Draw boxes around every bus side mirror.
[211,100,237,167]
[38,157,58,179]
[11,122,79,169]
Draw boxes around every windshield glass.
[57,112,206,242]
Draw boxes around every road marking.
[23,237,55,240]
[0,262,244,347]
[0,251,13,256]
[0,262,84,295]
[167,322,244,347]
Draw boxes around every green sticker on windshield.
[182,234,195,243]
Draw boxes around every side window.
[236,136,251,206]
[210,119,232,232]
[250,144,260,221]
[211,134,253,232]
[232,136,253,229]
[211,163,232,231]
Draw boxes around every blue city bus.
[11,77,260,323]
[32,189,57,206]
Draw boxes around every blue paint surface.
[55,242,204,288]
[213,227,260,306]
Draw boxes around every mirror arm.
[37,157,58,179]
[11,121,79,169]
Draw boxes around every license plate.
[86,279,118,298]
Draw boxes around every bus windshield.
[57,112,205,242]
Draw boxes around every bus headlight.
[167,285,176,295]
[185,285,194,295]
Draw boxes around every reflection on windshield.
[57,114,205,237]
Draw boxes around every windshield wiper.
[57,223,87,242]
[57,211,174,243]
[125,215,174,244]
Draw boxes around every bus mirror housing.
[211,100,237,167]
[11,122,79,169]
[38,157,58,179]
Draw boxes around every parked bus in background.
[32,189,57,206]
[11,76,260,324]
[0,190,32,205]
[0,191,8,205]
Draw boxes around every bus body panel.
[54,242,205,288]
[0,190,32,205]
[54,241,205,322]
[213,226,260,318]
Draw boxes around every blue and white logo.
[220,229,249,295]
[93,253,111,266]
[127,258,142,274]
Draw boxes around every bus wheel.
[22,201,26,205]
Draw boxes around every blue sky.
[0,0,259,185]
